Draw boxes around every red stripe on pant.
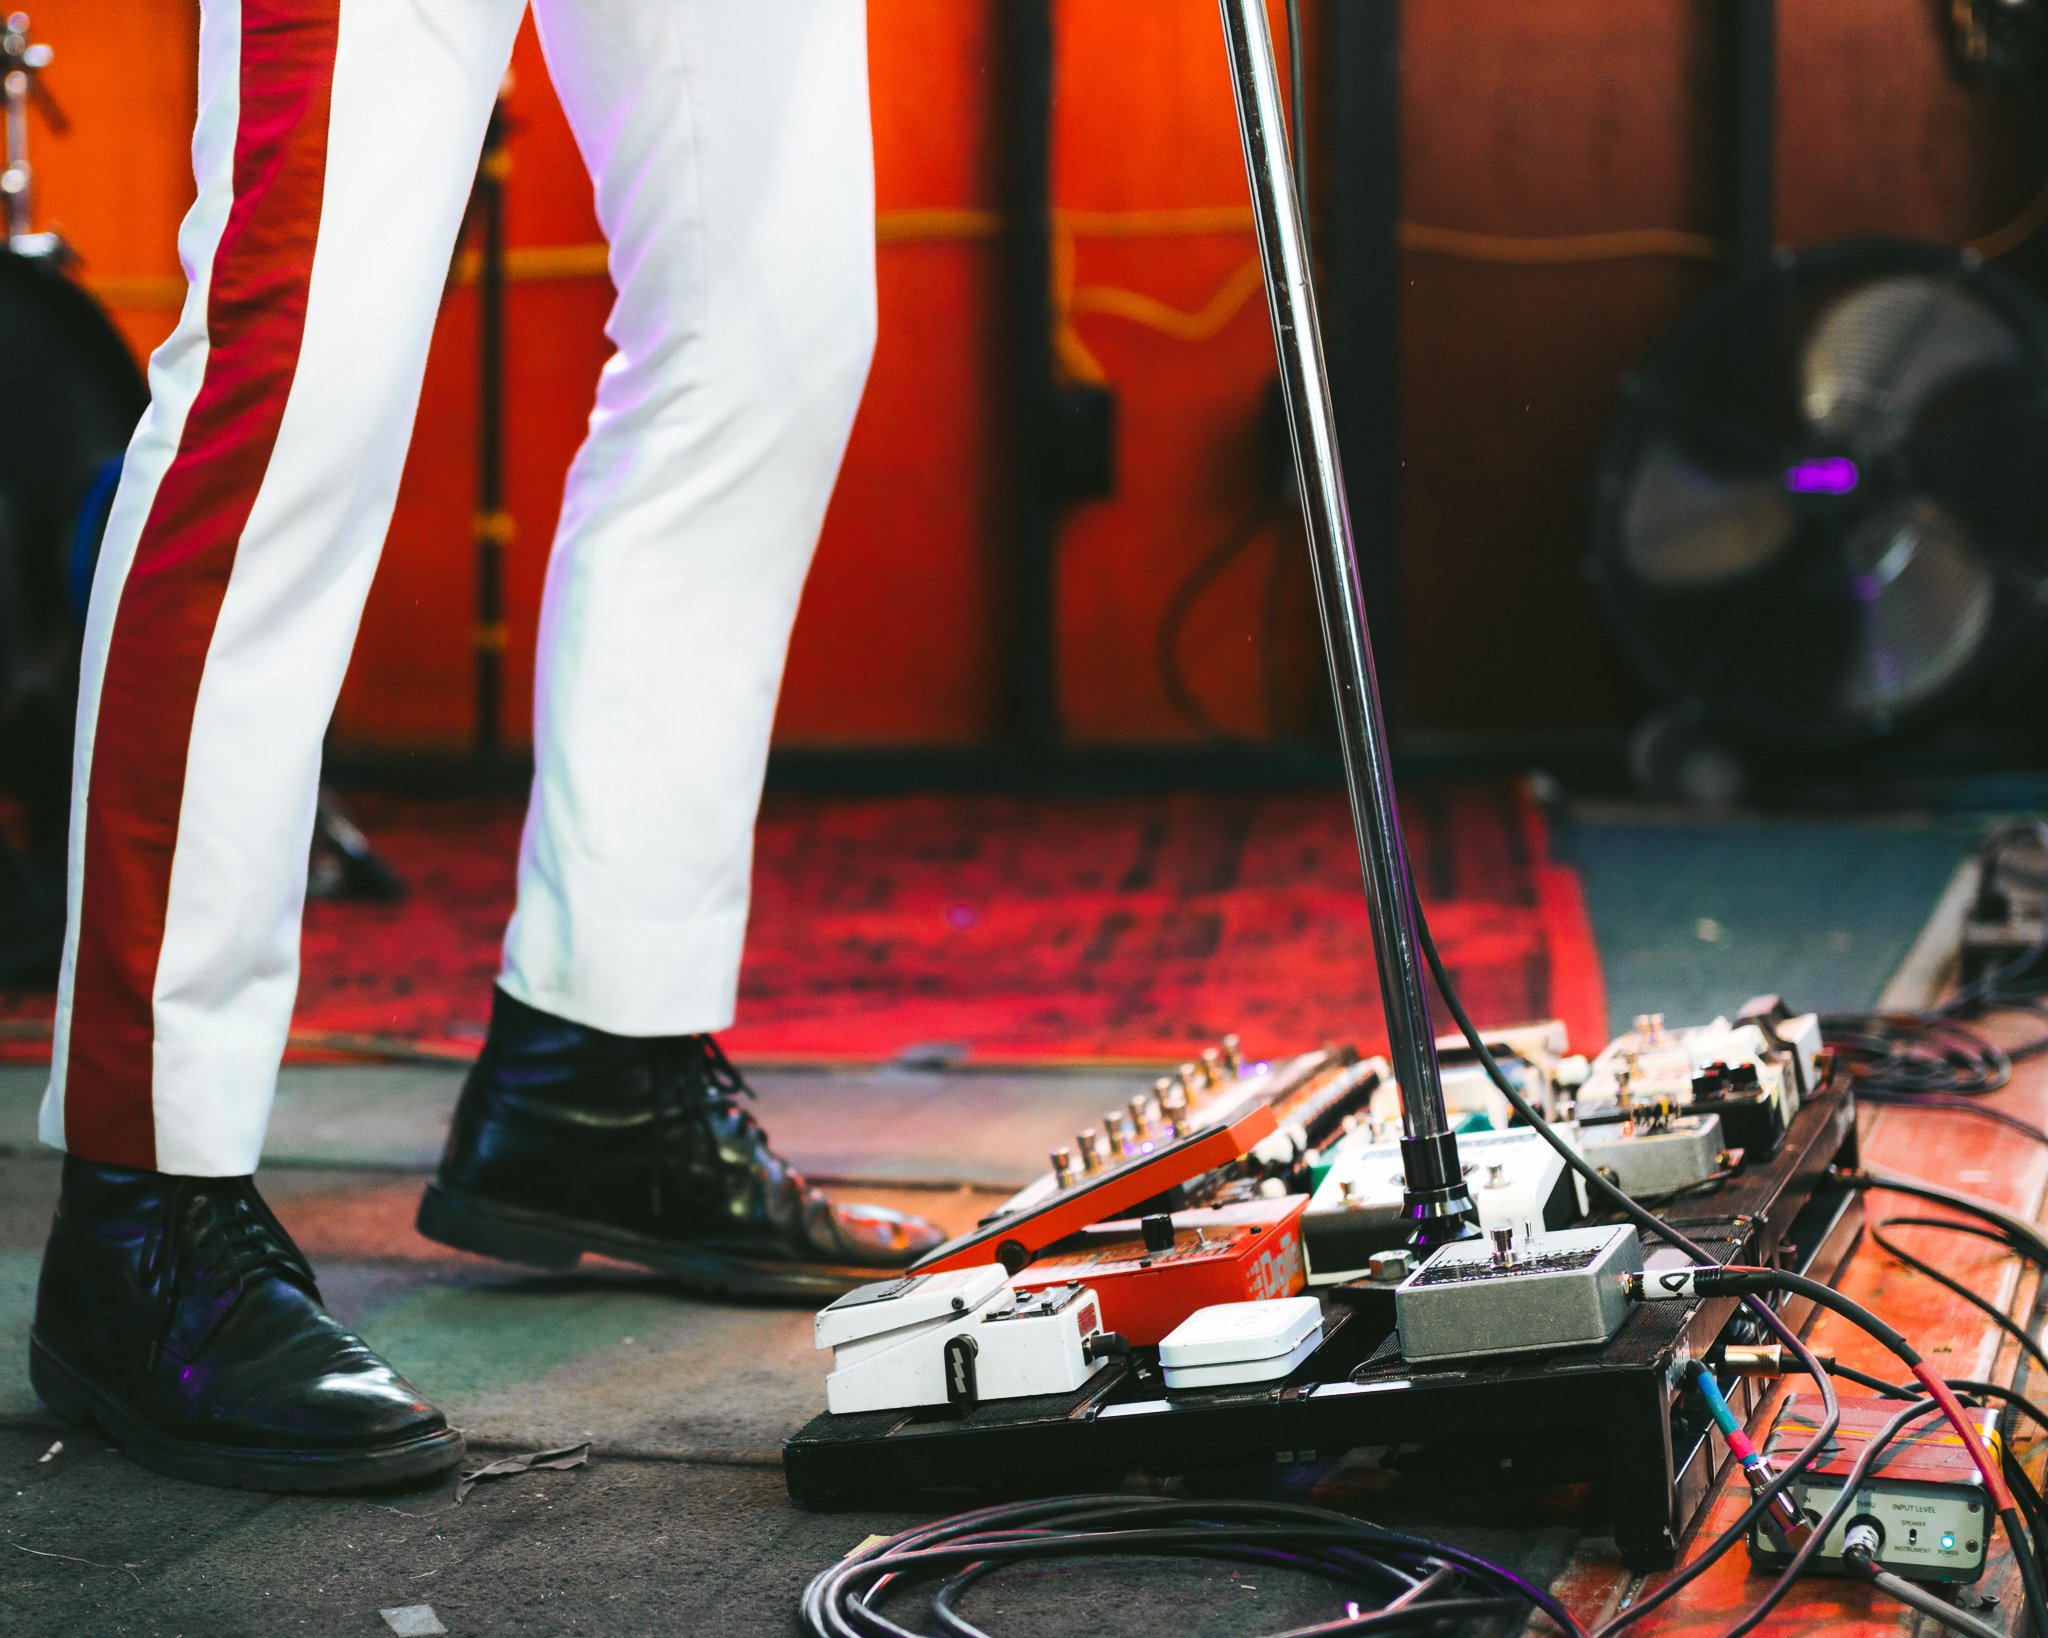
[64,1,342,1170]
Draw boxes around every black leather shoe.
[416,988,945,1299]
[30,1158,463,1493]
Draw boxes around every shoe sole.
[28,1335,466,1495]
[416,1182,887,1300]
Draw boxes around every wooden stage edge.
[1552,1007,2048,1635]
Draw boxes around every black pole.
[1728,0,1776,277]
[1218,0,1475,1250]
[996,0,1061,752]
[474,91,512,765]
[1324,0,1404,739]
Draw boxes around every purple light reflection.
[1783,456,1859,496]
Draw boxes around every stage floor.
[0,801,2024,1637]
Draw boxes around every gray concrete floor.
[0,1065,1579,1638]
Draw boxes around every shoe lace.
[139,1178,320,1364]
[648,1034,778,1224]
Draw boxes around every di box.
[1749,1394,1998,1584]
[1010,1195,1308,1345]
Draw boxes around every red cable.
[1911,1360,2017,1513]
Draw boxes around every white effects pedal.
[815,1266,1113,1416]
[1302,1125,1575,1285]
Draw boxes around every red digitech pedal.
[1010,1195,1309,1345]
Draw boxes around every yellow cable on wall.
[79,186,2048,340]
[1068,255,1268,341]
[1967,176,2048,260]
[1398,223,1723,265]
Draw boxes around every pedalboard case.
[782,1072,1862,1569]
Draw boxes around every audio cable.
[1629,1264,2048,1637]
[797,1494,1588,1638]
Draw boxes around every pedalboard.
[786,1015,1875,1564]
[1747,1395,1997,1584]
[778,1064,1859,1564]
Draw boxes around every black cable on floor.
[1870,1214,2048,1376]
[1855,1090,2048,1146]
[1838,1169,2048,1276]
[797,1495,1587,1638]
[1823,818,2048,1113]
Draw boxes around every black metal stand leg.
[1216,0,1474,1248]
[473,89,512,767]
[310,792,406,904]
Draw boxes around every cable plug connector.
[1627,1267,1730,1301]
[1083,1332,1132,1366]
[1841,1518,1884,1576]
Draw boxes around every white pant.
[40,0,876,1176]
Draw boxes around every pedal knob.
[1490,1226,1516,1267]
[1141,1214,1175,1254]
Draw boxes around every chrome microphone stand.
[2,11,65,260]
[1218,0,1477,1250]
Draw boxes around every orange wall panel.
[1052,1,1308,743]
[19,1,2038,747]
[1397,0,1722,732]
[779,0,1007,745]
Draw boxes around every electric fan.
[1591,240,2048,748]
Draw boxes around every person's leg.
[32,0,523,1490]
[419,0,940,1291]
[503,0,880,1036]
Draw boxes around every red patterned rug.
[0,783,1606,1065]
